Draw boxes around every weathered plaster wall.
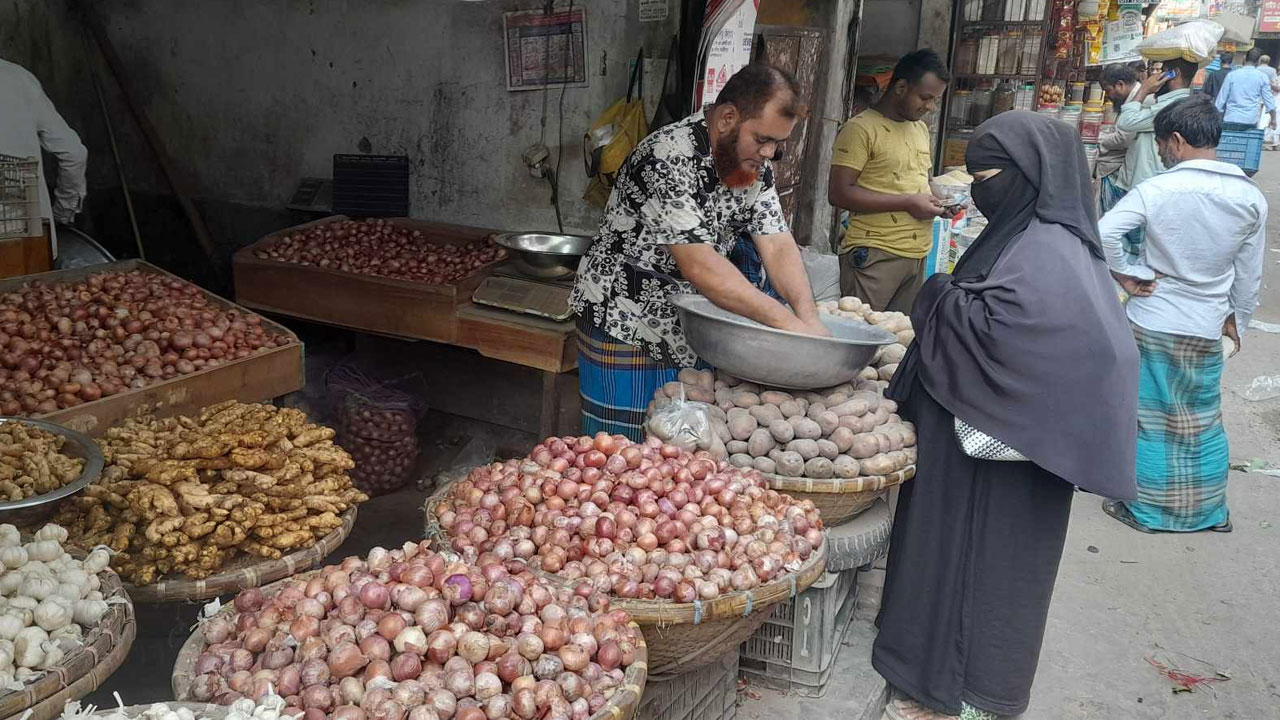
[2,0,679,244]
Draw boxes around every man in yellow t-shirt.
[828,49,950,313]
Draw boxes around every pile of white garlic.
[0,523,114,692]
[59,691,296,720]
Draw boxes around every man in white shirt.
[1098,95,1266,535]
[0,58,89,255]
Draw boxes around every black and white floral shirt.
[570,112,790,367]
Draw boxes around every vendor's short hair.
[1101,63,1139,87]
[1165,57,1198,82]
[890,49,951,87]
[1154,95,1221,148]
[1247,48,1263,63]
[714,64,805,120]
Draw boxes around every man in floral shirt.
[571,64,825,439]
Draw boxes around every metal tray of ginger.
[0,417,104,525]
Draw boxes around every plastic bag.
[1135,20,1224,64]
[646,385,719,455]
[800,246,841,303]
[326,365,428,496]
[584,49,649,207]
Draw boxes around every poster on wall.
[504,8,588,91]
[1261,0,1280,32]
[640,0,668,22]
[695,0,758,108]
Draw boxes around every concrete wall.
[1,0,679,250]
[860,0,922,57]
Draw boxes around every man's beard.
[713,125,760,189]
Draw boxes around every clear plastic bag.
[800,246,841,303]
[1135,19,1223,64]
[646,385,717,453]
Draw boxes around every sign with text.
[1261,0,1280,32]
[504,8,588,91]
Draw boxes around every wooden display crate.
[0,259,304,436]
[232,215,501,343]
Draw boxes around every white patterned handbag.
[954,417,1029,462]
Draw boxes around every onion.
[391,652,423,681]
[362,582,391,609]
[443,574,473,605]
[329,642,370,678]
[300,658,331,687]
[446,669,476,698]
[428,630,458,664]
[474,671,502,701]
[395,626,429,654]
[429,689,458,719]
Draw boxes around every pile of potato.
[52,401,368,585]
[649,370,916,480]
[817,296,913,386]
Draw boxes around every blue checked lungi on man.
[1099,175,1144,265]
[1123,323,1229,532]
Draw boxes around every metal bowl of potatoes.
[670,294,896,389]
[0,418,104,526]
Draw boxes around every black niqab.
[953,111,1102,281]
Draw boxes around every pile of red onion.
[189,541,641,720]
[340,402,420,496]
[257,219,506,285]
[435,435,824,602]
[0,271,291,415]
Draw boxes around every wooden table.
[454,304,576,438]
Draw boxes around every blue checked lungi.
[1099,175,1144,264]
[1124,324,1229,531]
[576,319,707,441]
[729,235,779,299]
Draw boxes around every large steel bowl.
[671,294,896,389]
[493,232,593,280]
[0,417,104,526]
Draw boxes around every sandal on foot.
[884,698,958,720]
[1210,515,1233,533]
[1102,500,1156,534]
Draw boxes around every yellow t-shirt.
[831,109,934,258]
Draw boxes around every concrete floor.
[85,158,1280,717]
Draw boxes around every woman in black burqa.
[874,111,1140,720]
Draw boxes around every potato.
[875,433,892,454]
[737,382,761,395]
[768,419,795,444]
[714,380,728,392]
[848,433,879,459]
[776,451,805,477]
[727,408,758,441]
[900,423,918,446]
[830,426,856,453]
[882,427,905,451]
[795,397,810,413]
[715,387,733,404]
[881,398,898,414]
[687,386,715,403]
[860,453,896,476]
[878,363,899,381]
[729,453,754,469]
[829,397,870,418]
[815,439,840,460]
[678,368,702,387]
[800,392,826,406]
[732,391,761,409]
[713,419,732,444]
[806,403,827,422]
[833,454,860,478]
[859,366,879,381]
[760,390,794,406]
[816,411,839,436]
[887,450,909,470]
[778,400,805,419]
[663,381,686,399]
[768,448,786,462]
[747,428,777,457]
[726,440,749,455]
[709,405,728,423]
[804,457,834,479]
[718,400,737,414]
[753,456,777,474]
[838,296,862,312]
[897,329,915,345]
[881,343,908,365]
[708,434,726,459]
[904,447,918,463]
[749,404,784,425]
[825,392,849,407]
[788,416,822,440]
[786,439,820,460]
[719,373,741,387]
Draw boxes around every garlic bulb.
[82,548,110,575]
[0,547,26,570]
[0,526,18,549]
[0,615,22,641]
[71,599,108,627]
[34,598,72,632]
[32,525,68,544]
[24,541,61,563]
[13,626,46,668]
[19,575,57,602]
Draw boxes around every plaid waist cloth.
[1099,175,1144,265]
[576,318,707,441]
[1125,323,1229,531]
[729,236,780,299]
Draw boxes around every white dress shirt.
[0,59,89,254]
[1099,158,1267,340]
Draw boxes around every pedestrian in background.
[1099,95,1266,534]
[1215,48,1274,132]
[875,111,1137,720]
[1097,63,1142,216]
[828,49,950,313]
[1200,51,1233,101]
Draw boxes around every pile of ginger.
[52,401,367,585]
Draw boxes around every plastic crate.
[0,155,40,240]
[638,651,739,720]
[738,569,860,696]
[1218,128,1264,173]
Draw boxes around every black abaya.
[873,382,1074,717]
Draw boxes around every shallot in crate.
[326,365,427,496]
